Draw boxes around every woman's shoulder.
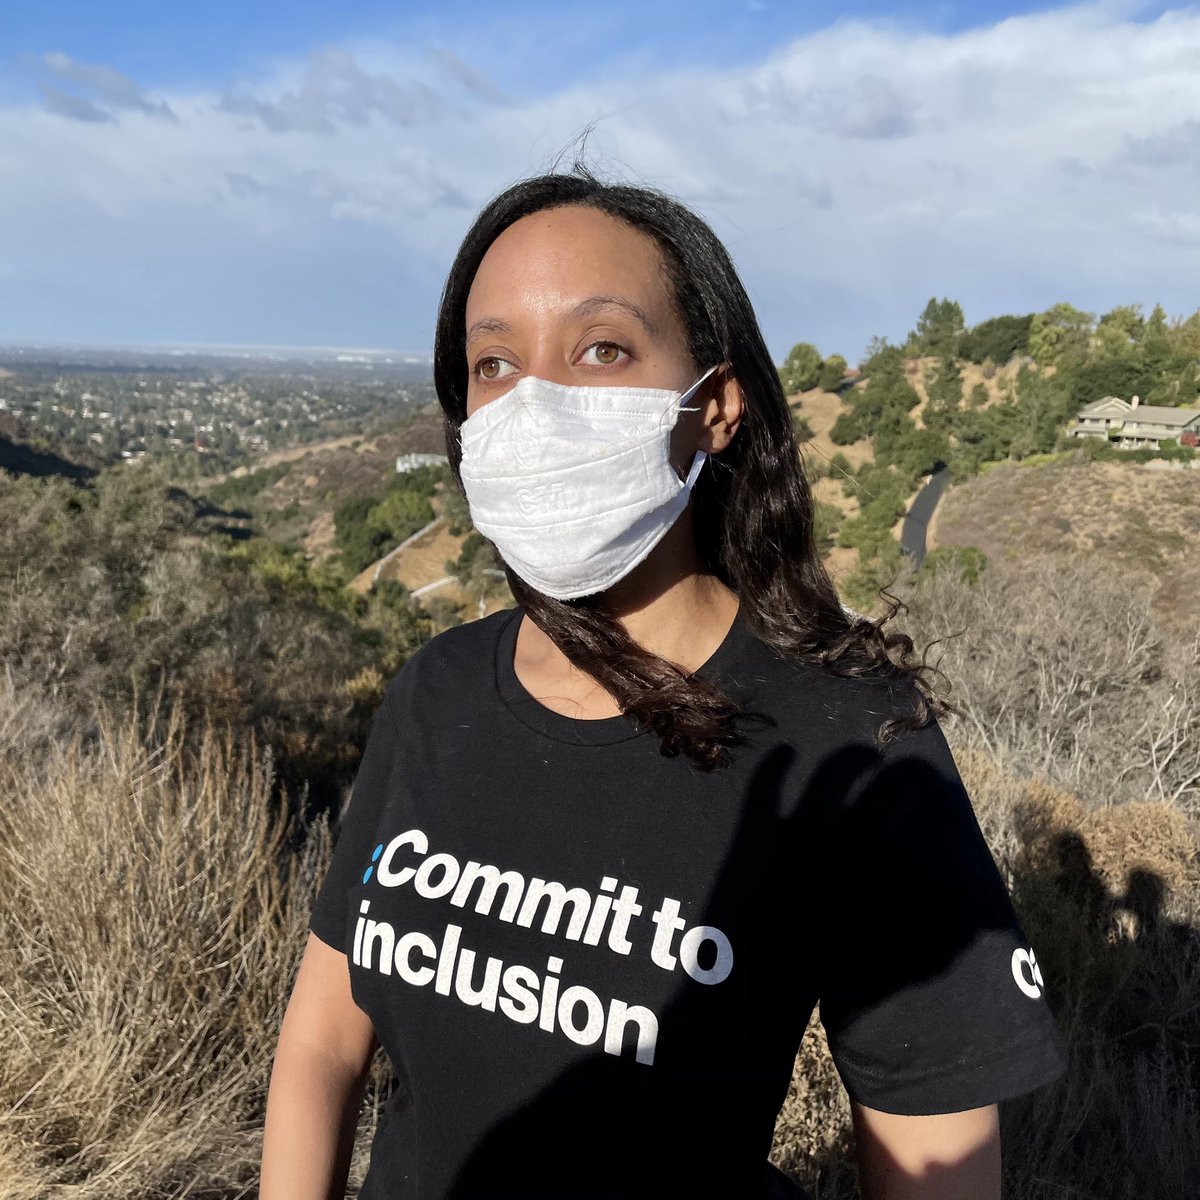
[744,631,927,746]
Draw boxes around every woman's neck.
[512,504,740,717]
[514,575,739,720]
[592,504,739,672]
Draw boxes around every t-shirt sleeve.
[811,711,1070,1115]
[308,681,401,952]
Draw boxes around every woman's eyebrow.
[465,316,513,344]
[569,295,657,335]
[465,295,657,345]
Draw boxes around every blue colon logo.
[362,843,384,884]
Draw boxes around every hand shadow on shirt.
[437,735,1042,1200]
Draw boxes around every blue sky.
[0,2,1081,90]
[1,1,1197,362]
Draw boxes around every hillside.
[346,508,509,621]
[929,455,1200,631]
[0,412,105,481]
[903,354,1025,419]
[199,404,447,561]
[785,387,864,586]
[206,350,1190,624]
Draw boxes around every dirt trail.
[207,433,381,486]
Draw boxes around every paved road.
[900,465,950,567]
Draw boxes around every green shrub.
[812,501,842,552]
[206,463,290,507]
[920,545,988,586]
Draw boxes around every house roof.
[1077,397,1199,426]
[1125,406,1200,426]
[1078,396,1131,415]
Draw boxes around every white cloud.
[41,51,176,121]
[216,47,445,133]
[2,4,1199,356]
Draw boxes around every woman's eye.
[580,341,627,366]
[476,356,515,381]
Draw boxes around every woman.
[262,169,1068,1199]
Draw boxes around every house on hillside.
[396,452,449,474]
[1068,395,1200,450]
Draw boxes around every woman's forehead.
[465,206,673,330]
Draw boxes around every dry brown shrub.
[769,1020,857,1198]
[903,553,1200,813]
[0,690,386,1199]
[955,746,1200,907]
[343,664,386,711]
[1017,790,1199,911]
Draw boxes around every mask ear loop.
[657,363,722,432]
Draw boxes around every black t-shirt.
[309,603,1069,1199]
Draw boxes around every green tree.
[1066,358,1155,412]
[334,495,393,575]
[368,488,435,544]
[1095,305,1146,358]
[446,531,511,617]
[912,297,965,357]
[812,501,842,552]
[841,538,906,614]
[958,314,1034,365]
[1146,302,1171,343]
[817,354,848,392]
[920,545,987,586]
[1165,308,1200,360]
[828,452,853,478]
[830,411,866,445]
[924,357,964,433]
[869,405,920,472]
[441,483,472,536]
[888,427,951,481]
[862,337,903,376]
[778,342,824,395]
[1008,366,1071,458]
[1028,303,1093,367]
[838,463,911,547]
[830,352,924,465]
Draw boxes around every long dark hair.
[433,166,949,770]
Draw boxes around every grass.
[0,685,371,1198]
[930,456,1200,633]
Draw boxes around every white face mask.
[458,365,719,600]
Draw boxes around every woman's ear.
[703,364,743,454]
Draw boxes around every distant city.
[0,341,436,473]
[0,341,433,366]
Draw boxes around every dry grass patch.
[789,388,873,472]
[300,507,337,565]
[348,518,466,597]
[930,457,1200,631]
[906,356,1024,428]
[0,687,381,1198]
[375,518,462,591]
[960,358,1022,407]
